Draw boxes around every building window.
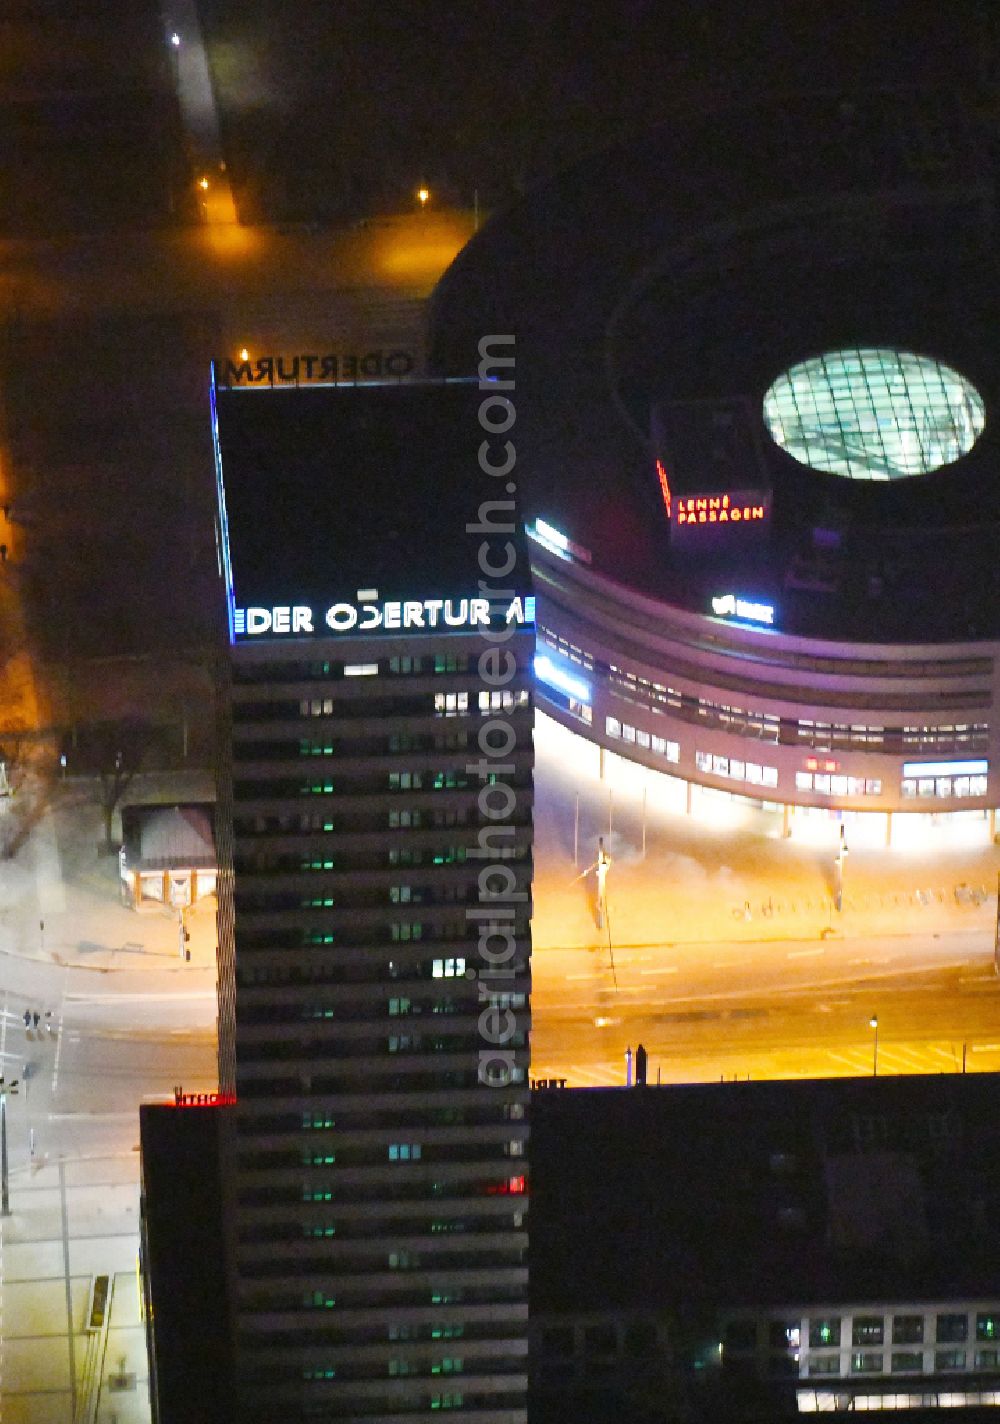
[891,1352,923,1373]
[902,773,988,799]
[770,1322,801,1350]
[479,689,528,713]
[853,1317,885,1346]
[388,1250,419,1268]
[810,1319,841,1349]
[429,1394,464,1411]
[391,922,423,942]
[432,958,466,978]
[344,662,378,677]
[302,1111,335,1129]
[851,1352,883,1374]
[434,655,465,674]
[389,656,423,674]
[300,698,334,717]
[389,771,423,790]
[977,1315,1000,1342]
[388,1144,422,1161]
[434,691,469,716]
[893,1316,924,1346]
[935,1349,967,1371]
[808,1356,841,1376]
[388,809,422,829]
[937,1315,969,1344]
[976,1350,1000,1369]
[389,997,411,1016]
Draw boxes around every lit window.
[435,691,469,716]
[388,1143,422,1161]
[432,958,466,978]
[810,1319,841,1348]
[344,663,378,677]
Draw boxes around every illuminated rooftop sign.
[214,350,416,388]
[233,594,535,640]
[675,493,768,527]
[710,593,775,627]
[763,348,985,480]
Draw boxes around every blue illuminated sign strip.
[710,593,775,627]
[901,759,988,779]
[533,653,591,705]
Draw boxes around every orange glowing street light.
[198,176,210,191]
[239,348,249,362]
[417,187,430,208]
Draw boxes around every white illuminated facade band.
[233,594,535,639]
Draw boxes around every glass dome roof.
[762,348,985,480]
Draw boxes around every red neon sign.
[655,459,672,518]
[172,1087,236,1107]
[674,494,767,526]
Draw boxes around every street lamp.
[417,187,430,208]
[0,1076,21,1216]
[869,1015,879,1077]
[170,32,181,47]
[834,824,849,913]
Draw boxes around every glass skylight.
[763,349,985,480]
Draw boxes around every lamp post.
[869,1015,879,1077]
[0,1076,21,1216]
[834,824,849,913]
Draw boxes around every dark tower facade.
[212,372,533,1420]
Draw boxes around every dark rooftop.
[214,380,523,613]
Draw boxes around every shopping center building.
[431,89,1000,848]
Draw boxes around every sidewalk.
[533,714,1000,953]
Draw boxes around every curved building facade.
[430,88,1000,838]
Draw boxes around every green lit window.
[302,1111,335,1128]
[303,1366,336,1380]
[304,1224,337,1238]
[763,349,985,480]
[302,1151,336,1166]
[978,1316,1000,1342]
[431,1358,464,1375]
[430,1393,464,1410]
[304,1290,336,1309]
[389,997,411,1016]
[809,1317,841,1348]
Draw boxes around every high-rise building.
[206,372,534,1419]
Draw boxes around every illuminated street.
[530,715,1000,1087]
